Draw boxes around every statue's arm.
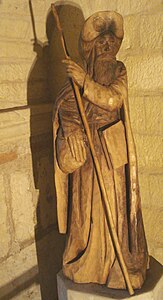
[56,97,87,173]
[62,58,127,112]
[59,97,83,138]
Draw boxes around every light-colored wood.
[52,6,148,295]
[51,4,134,295]
[99,121,128,169]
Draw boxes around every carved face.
[95,32,122,58]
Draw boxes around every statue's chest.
[85,101,119,129]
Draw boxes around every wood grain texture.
[53,11,148,292]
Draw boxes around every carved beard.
[93,56,117,86]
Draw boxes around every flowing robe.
[53,62,148,289]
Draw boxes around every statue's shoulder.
[116,61,127,79]
[117,60,127,72]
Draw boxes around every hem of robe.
[63,252,148,290]
[63,266,147,290]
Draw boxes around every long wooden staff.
[51,4,134,296]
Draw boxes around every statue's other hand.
[67,132,87,163]
[62,59,86,88]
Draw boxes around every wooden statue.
[52,10,149,292]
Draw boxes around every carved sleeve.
[59,97,84,138]
[83,66,128,112]
[57,97,86,174]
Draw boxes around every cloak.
[53,64,148,288]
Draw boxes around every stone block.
[0,0,46,21]
[124,53,163,91]
[133,134,146,168]
[57,258,163,299]
[0,105,53,143]
[0,80,48,109]
[149,174,163,209]
[0,121,29,144]
[36,156,57,229]
[117,0,131,16]
[87,0,117,16]
[61,0,116,19]
[10,172,35,242]
[0,41,35,59]
[0,63,30,83]
[0,61,47,83]
[0,82,27,108]
[10,283,41,300]
[143,135,163,168]
[138,173,150,207]
[153,248,163,265]
[0,175,11,259]
[29,0,46,15]
[144,96,163,135]
[125,0,162,14]
[0,18,29,39]
[26,20,47,42]
[0,151,17,165]
[134,134,163,169]
[140,14,163,49]
[121,15,140,50]
[67,0,117,19]
[143,207,163,247]
[27,80,49,103]
[129,96,146,134]
[0,242,40,299]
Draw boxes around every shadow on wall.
[27,2,85,300]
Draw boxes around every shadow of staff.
[27,2,85,299]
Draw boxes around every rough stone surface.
[0,0,163,299]
[124,53,163,91]
[144,96,163,135]
[121,15,141,50]
[1,0,46,16]
[130,0,163,14]
[0,81,48,108]
[149,174,163,209]
[0,105,52,142]
[134,134,163,169]
[117,0,131,16]
[0,242,41,300]
[140,14,163,49]
[10,172,35,242]
[0,151,17,165]
[0,175,11,259]
[0,41,35,59]
[143,209,163,263]
[129,96,146,134]
[0,18,29,39]
[0,63,46,82]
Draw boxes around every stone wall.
[0,1,162,299]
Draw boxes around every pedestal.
[57,257,162,300]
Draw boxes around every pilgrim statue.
[53,11,149,290]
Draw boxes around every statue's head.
[94,32,122,59]
[79,11,124,76]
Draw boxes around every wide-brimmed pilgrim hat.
[79,11,124,65]
[81,11,124,42]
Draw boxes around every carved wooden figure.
[53,11,149,290]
